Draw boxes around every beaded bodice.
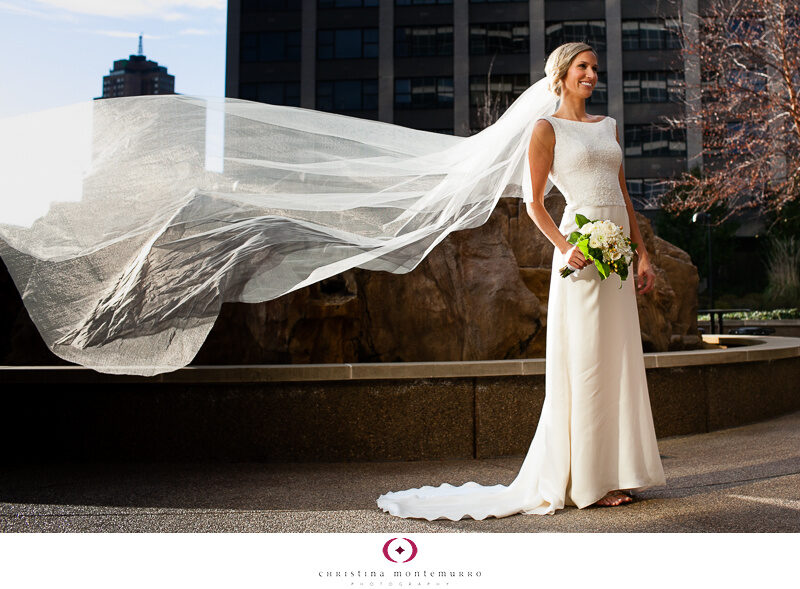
[536,115,626,208]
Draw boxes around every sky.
[0,0,227,119]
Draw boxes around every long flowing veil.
[0,77,558,375]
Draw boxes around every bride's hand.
[635,258,656,294]
[564,244,590,269]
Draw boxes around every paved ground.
[1,410,799,533]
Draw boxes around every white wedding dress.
[376,115,667,519]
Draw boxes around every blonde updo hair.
[545,42,597,97]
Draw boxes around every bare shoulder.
[530,117,555,147]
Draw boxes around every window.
[545,21,606,53]
[240,81,301,106]
[470,23,529,55]
[319,0,378,7]
[725,120,767,156]
[469,73,529,107]
[317,79,378,111]
[626,178,670,210]
[318,28,378,59]
[395,25,453,57]
[624,71,684,103]
[725,69,767,93]
[727,16,765,43]
[243,0,300,10]
[241,31,301,62]
[395,77,454,109]
[622,19,681,50]
[587,72,607,104]
[625,124,686,157]
[396,0,452,5]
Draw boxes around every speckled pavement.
[1,410,799,533]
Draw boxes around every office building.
[226,1,702,212]
[100,35,176,99]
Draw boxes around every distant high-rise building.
[99,35,175,99]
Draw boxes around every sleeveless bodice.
[538,115,625,208]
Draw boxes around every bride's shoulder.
[531,117,556,141]
[529,118,555,154]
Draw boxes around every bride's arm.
[614,123,656,294]
[525,119,574,255]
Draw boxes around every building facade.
[100,43,176,99]
[226,0,703,211]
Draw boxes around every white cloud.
[30,0,224,20]
[0,0,77,21]
[90,30,164,40]
[179,28,220,36]
[163,12,189,21]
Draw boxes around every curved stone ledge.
[1,335,798,463]
[2,334,798,383]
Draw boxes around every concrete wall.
[2,336,797,463]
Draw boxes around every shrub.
[764,236,800,309]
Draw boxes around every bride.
[376,42,667,519]
[0,38,665,516]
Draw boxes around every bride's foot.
[593,490,633,507]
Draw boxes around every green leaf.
[596,259,611,279]
[587,246,603,260]
[567,231,582,244]
[575,213,591,228]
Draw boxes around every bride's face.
[561,50,598,98]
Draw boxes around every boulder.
[196,194,702,364]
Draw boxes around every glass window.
[242,31,301,63]
[625,124,686,157]
[395,25,453,57]
[545,20,606,54]
[241,33,259,62]
[469,73,530,107]
[396,0,452,5]
[319,0,379,6]
[244,0,300,11]
[318,28,379,59]
[240,81,301,106]
[394,77,454,108]
[364,28,379,58]
[623,71,684,103]
[335,30,362,58]
[622,19,682,50]
[470,22,529,55]
[623,71,640,102]
[316,79,378,111]
[587,72,607,104]
[627,178,670,210]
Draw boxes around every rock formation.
[194,194,701,364]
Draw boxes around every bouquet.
[559,214,637,288]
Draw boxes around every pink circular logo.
[382,537,418,563]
